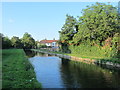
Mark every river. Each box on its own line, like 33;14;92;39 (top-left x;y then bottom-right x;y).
25;50;120;88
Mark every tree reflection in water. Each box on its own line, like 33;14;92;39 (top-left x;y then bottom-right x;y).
24;50;36;58
25;50;52;57
60;58;120;88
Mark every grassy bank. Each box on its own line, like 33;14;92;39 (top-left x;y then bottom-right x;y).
32;49;120;64
32;49;64;54
2;49;41;88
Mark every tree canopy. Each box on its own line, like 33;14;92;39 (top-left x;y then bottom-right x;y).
1;32;36;49
21;32;35;49
59;2;119;58
11;36;22;48
59;14;78;43
73;2;119;45
2;36;11;49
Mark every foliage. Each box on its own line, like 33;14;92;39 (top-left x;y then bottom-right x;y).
69;44;114;58
59;43;71;53
11;36;23;48
112;33;119;47
38;44;47;48
1;32;36;49
59;14;78;43
0;33;3;49
59;15;78;52
2;36;12;49
21;32;35;49
59;2;119;60
73;2;119;45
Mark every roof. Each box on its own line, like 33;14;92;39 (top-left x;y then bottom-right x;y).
40;40;58;43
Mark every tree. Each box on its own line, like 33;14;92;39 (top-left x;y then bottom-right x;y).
73;24;91;45
59;14;78;43
0;33;3;49
59;15;78;52
73;2;119;45
11;36;22;48
21;32;35;49
2;36;12;49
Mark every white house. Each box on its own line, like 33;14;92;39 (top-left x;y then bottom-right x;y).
39;40;59;51
39;40;58;47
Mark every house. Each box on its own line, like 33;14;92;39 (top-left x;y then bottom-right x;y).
39;39;59;51
40;40;58;47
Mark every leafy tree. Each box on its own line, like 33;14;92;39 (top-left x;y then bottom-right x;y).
21;32;35;49
39;44;47;48
35;41;39;49
59;15;78;52
73;2;119;45
112;33;120;58
0;33;3;49
35;41;47;49
59;14;78;43
73;24;91;45
11;36;22;48
2;36;12;49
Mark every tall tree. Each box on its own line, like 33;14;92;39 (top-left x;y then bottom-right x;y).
73;2;119;45
0;33;3;49
59;15;78;52
2;36;11;49
59;14;78;43
21;32;35;49
11;36;22;48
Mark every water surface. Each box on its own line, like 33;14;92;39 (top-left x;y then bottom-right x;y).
25;50;120;88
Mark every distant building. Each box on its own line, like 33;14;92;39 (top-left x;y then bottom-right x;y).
40;40;58;47
39;39;59;51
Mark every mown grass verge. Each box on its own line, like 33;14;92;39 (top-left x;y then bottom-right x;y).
2;49;42;88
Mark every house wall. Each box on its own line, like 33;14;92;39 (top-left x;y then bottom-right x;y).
52;42;56;47
45;43;52;46
45;42;58;47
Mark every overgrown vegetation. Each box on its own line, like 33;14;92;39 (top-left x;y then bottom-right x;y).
2;49;41;88
1;32;36;49
59;2;120;60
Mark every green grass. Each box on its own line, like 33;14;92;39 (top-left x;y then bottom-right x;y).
2;49;42;88
68;45;120;63
66;53;120;64
32;49;120;64
31;49;64;54
0;49;2;89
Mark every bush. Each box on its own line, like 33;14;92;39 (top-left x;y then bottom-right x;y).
69;44;118;59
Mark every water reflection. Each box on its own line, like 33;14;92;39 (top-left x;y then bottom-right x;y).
25;50;36;57
26;50;120;88
25;50;52;57
61;58;120;88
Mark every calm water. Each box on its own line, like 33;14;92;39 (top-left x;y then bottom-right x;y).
25;50;120;88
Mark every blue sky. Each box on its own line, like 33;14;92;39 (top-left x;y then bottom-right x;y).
2;2;118;41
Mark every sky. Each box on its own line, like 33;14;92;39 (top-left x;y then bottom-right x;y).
2;2;118;41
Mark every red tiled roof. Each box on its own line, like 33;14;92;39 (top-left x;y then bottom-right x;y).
40;40;58;43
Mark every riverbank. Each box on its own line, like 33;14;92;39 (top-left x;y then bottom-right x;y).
2;49;41;88
31;49;120;68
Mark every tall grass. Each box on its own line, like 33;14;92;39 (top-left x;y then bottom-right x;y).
69;44;114;58
69;44;119;63
2;49;41;88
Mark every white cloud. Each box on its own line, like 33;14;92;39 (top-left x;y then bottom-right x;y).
8;18;15;23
